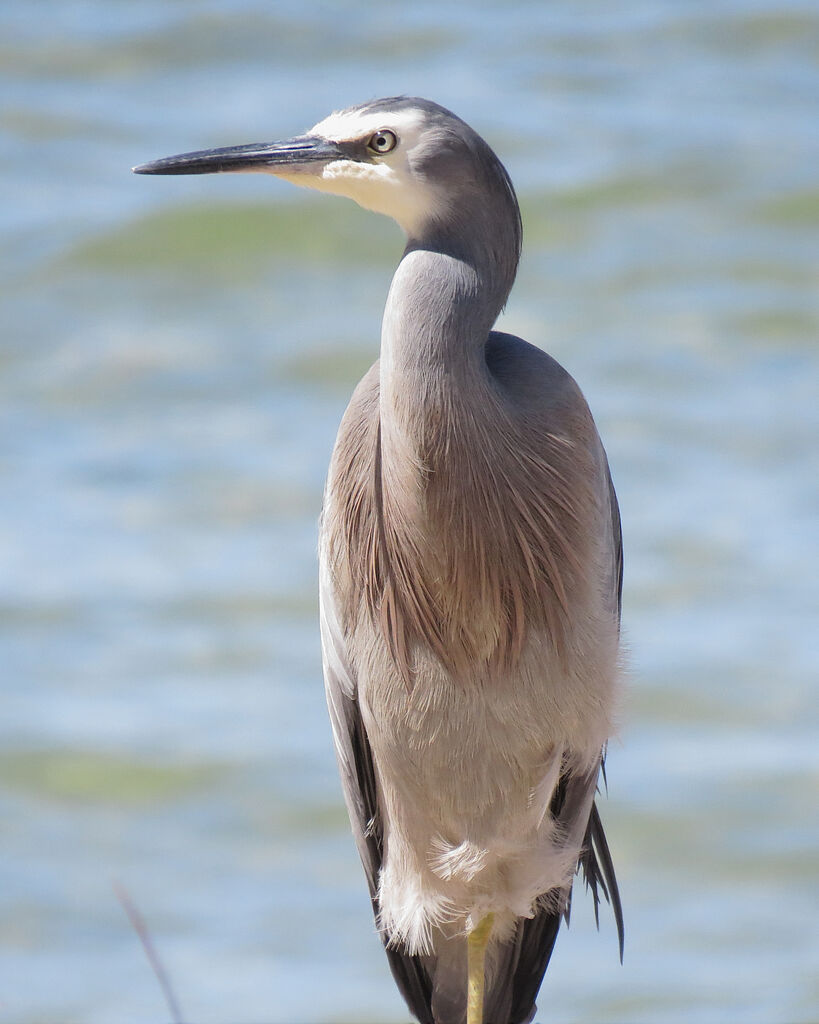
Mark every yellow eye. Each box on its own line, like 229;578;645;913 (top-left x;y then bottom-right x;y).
368;129;397;154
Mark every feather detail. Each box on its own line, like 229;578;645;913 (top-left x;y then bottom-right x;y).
327;339;603;688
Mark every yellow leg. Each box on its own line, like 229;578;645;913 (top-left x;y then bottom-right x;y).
467;913;494;1024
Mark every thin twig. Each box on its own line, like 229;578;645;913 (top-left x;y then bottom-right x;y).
113;880;185;1024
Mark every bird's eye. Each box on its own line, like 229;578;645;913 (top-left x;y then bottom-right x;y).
368;129;397;155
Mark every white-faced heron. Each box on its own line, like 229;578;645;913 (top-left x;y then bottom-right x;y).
135;96;624;1024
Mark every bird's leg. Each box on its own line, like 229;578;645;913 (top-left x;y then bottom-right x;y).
466;913;494;1024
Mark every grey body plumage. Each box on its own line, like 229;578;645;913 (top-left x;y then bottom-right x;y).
135;96;623;1024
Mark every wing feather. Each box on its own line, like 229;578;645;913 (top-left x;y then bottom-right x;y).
320;565;435;1023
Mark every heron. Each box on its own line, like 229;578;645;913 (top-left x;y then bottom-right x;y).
134;96;624;1024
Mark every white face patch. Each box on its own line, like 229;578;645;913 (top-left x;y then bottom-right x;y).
309;106;426;144
266;105;450;236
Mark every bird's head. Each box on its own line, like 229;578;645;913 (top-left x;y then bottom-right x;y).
134;97;520;250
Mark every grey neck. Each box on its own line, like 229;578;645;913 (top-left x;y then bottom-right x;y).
379;202;521;452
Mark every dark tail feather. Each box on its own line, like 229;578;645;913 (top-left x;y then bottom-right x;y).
384;909;561;1024
385;946;435;1024
507;906;562;1024
579;801;624;962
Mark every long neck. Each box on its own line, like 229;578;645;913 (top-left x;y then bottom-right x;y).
379;210;519;456
371;207;545;677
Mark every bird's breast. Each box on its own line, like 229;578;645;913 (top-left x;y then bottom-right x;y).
323;355;614;687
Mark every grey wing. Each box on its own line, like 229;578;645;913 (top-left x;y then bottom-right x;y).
577;458;624;953
495;462;625;1024
608;456;624;625
319;568;435;1024
577;457;624;953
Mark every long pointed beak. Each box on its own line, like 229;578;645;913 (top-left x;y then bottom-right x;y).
132;134;345;176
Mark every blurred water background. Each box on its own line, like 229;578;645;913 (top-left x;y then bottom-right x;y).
2;1;818;1021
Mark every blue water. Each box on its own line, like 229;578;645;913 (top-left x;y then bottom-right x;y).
1;2;817;1021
